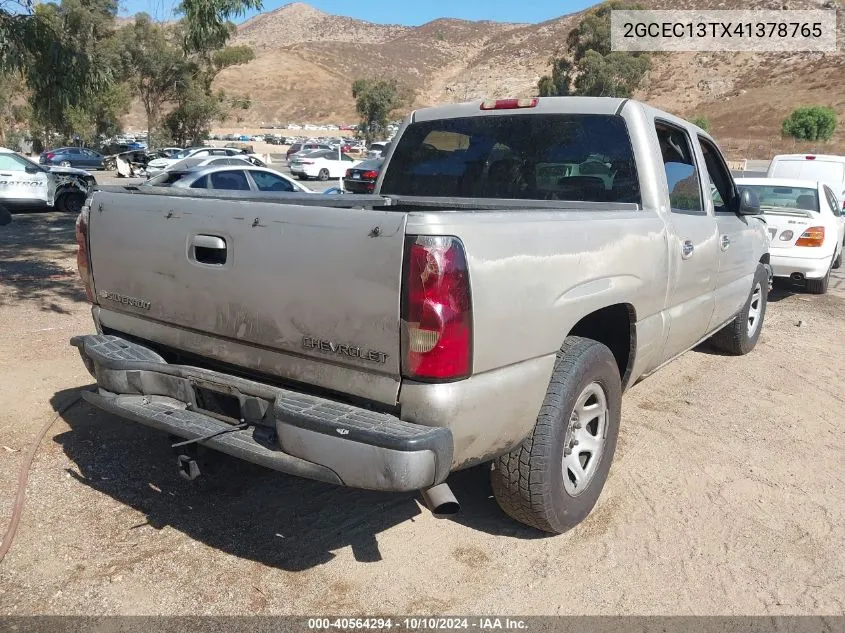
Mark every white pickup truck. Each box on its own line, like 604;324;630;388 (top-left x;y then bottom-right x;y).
71;97;770;533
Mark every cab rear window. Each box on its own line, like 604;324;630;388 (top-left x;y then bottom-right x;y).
380;114;640;204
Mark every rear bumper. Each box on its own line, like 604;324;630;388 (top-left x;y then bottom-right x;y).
771;251;833;279
71;334;453;492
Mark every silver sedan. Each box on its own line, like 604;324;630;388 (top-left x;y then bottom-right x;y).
143;165;314;194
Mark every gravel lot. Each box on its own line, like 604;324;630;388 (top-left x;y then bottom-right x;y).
0;211;844;615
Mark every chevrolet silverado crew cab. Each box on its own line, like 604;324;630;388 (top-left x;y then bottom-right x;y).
71;97;769;533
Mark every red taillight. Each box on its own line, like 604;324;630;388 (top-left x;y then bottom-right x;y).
805;155;816;160
75;207;94;302
402;235;472;381
480;98;538;110
795;226;825;247
46;153;55;160
362;170;379;179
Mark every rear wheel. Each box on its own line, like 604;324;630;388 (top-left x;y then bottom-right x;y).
491;336;622;534
317;168;330;181
806;259;832;294
833;248;842;270
59;160;71;167
57;191;85;214
709;263;768;355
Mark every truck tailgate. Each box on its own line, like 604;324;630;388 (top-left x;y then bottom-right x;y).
88;190;407;404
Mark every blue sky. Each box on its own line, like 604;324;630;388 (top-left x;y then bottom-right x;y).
118;0;597;25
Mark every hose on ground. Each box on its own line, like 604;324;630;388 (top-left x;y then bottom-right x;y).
0;394;81;564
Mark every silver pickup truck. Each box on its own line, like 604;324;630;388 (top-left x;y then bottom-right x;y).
71;97;770;533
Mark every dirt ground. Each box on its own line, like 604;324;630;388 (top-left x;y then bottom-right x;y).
0;212;843;616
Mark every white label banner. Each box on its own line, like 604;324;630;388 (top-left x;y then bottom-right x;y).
611;10;837;52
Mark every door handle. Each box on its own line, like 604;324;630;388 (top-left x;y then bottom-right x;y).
191;235;226;250
720;234;731;250
191;234;227;265
681;240;695;259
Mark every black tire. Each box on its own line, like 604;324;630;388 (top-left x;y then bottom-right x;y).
709;262;768;355
806;261;831;295
832;248;842;270
491;336;622;534
317;168;330;181
0;203;11;226
57;192;85;214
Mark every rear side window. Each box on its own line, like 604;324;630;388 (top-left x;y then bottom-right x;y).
148;171;190;186
190;175;208;189
655;122;702;215
210;170;251;191
380;114;640;204
823;185;841;217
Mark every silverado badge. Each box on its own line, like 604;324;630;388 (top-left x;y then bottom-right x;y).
98;290;151;310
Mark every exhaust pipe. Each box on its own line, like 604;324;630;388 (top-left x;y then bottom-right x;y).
791;272;805;281
420;483;460;515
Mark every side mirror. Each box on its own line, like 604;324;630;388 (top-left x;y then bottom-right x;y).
25;165;40;174
737;187;760;215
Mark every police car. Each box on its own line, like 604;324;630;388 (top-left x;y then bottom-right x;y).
0;147;95;214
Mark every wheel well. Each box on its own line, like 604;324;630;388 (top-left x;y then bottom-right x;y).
568;304;636;389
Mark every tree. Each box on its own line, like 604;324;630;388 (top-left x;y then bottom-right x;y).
0;73;28;146
1;0;110;115
689;115;710;132
178;0;262;54
572;50;650;98
352;79;410;144
782;106;837;142
537;1;650;98
537;58;574;97
118;15;189;149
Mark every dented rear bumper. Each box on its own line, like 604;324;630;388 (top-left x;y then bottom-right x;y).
71;334;453;492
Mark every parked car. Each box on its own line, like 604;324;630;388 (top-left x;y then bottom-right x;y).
286;142;332;161
0;146;95;213
149;147;185;160
736;177;844;293
162;155;268;173
145;147;259;176
767;154;845;210
366;141;390;159
143;164;312;193
40;147;104;170
72;97;769;534
343;158;383;193
289;149;360;180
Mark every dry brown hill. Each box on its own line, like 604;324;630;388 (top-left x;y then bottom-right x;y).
125;0;845;156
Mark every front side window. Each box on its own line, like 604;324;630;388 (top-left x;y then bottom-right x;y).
0;153;31;172
655;122;702;215
698;136;734;213
380;113;640;204
251;171;294;192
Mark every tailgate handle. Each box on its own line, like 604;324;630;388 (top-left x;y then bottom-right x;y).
192;234;227;265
